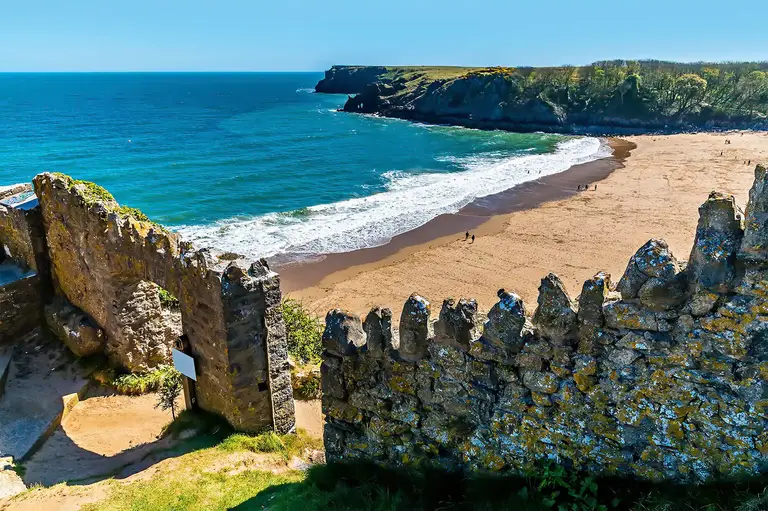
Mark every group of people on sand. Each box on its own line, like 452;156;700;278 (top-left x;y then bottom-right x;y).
464;231;475;243
577;184;598;191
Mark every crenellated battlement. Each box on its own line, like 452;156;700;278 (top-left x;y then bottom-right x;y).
321;164;768;482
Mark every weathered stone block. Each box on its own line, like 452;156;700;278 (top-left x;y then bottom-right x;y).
363;306;393;357
480;288;527;358
638;274;687;311
323;309;366;357
44;297;105;357
532;273;577;343
109;280;181;371
603;301;659;331
434;298;479;348
617;239;680;299
321;355;345;399
521;370;559;394
687;192;743;293
0;273;42;344
578;272;612;330
739;164;768;263
398;294;431;361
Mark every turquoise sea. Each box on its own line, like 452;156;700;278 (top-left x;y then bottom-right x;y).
0;73;608;261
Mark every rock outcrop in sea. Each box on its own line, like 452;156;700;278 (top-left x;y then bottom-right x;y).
316;65;768;134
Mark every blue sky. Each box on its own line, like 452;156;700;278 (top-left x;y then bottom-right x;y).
2;0;767;71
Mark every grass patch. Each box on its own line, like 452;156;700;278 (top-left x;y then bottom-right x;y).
111;365;179;395
221;429;323;462
75;429;321;511
82;460;303;511
117;205;150;222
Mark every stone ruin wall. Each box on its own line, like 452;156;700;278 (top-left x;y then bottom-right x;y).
0;184;50;344
0;173;295;434
321;164;768;482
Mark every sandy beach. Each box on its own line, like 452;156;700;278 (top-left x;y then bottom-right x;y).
284;132;767;322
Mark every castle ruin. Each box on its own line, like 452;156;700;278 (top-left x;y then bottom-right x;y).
321;164;768;482
0;173;294;434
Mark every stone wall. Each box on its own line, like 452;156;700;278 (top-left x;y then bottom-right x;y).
0;275;42;345
0;185;50;343
321;164;768;482
31;173;295;433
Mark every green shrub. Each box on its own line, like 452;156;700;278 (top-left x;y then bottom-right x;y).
157;288;180;309
155;367;182;419
291;363;321;400
281;299;323;363
112;365;179;395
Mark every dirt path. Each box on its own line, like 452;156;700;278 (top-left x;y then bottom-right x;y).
294;399;322;438
21;391;175;487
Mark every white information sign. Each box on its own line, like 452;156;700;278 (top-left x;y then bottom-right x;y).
172;348;197;381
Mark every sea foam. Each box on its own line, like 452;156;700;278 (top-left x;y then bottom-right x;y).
177;136;611;261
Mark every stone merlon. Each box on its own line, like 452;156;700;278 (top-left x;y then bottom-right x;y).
321;164;768;483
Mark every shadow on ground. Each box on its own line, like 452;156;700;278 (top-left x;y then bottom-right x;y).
19;391;225;488
230;461;768;511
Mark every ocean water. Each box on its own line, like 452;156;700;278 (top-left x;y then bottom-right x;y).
0;73;609;261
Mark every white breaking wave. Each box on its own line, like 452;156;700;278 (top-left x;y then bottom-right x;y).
177;137;611;260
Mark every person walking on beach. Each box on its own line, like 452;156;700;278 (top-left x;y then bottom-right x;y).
471;234;475;243
465;231;469;241
594;184;598;191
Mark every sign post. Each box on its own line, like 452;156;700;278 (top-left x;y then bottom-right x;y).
173;335;197;411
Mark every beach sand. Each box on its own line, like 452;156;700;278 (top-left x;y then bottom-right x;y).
284;132;767;322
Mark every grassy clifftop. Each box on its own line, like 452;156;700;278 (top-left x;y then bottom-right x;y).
316;61;768;133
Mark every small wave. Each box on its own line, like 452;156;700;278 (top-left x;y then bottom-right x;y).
295;88;315;93
177;137;611;260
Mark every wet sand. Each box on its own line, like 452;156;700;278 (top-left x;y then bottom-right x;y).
282;132;767;322
279;138;633;292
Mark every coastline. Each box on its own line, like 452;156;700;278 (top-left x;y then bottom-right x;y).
277;137;634;293
283;131;766;320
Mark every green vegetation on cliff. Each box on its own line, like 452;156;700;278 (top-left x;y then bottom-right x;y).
51;172;161;227
324;61;768;131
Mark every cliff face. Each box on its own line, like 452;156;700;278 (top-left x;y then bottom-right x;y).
321;164;768;482
315;65;389;94
316;65;768;134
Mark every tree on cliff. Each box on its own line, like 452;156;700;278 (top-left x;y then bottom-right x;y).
673;73;708;116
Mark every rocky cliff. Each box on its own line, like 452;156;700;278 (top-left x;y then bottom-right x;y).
315;65;388;94
321;164;768;482
316;65;768;134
